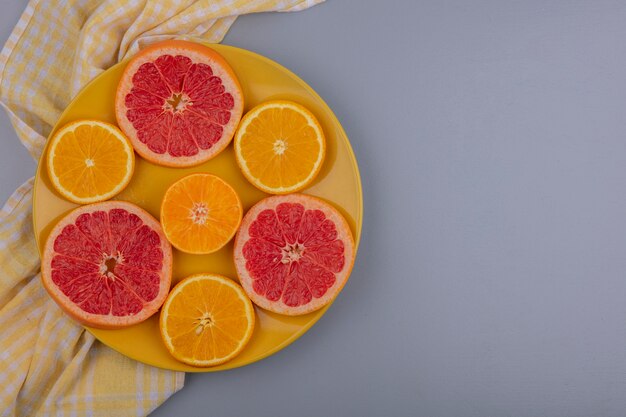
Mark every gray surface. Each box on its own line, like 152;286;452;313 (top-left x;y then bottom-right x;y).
5;1;626;416
0;1;35;201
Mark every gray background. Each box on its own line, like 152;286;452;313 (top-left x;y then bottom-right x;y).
3;1;626;416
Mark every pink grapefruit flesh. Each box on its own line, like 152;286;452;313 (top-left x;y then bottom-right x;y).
115;40;244;167
41;201;173;329
234;194;355;315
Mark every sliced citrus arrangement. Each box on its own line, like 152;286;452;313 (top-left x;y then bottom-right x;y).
234;194;355;315
234;100;325;194
160;274;255;367
46;120;135;204
35;40;361;372
41;201;173;329
160;173;242;254
115;40;244;167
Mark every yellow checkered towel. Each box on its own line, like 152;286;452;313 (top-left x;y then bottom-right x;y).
0;1;322;416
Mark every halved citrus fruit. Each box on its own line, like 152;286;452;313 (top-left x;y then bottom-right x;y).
115;40;244;167
46;120;135;204
160;173;242;254
234;100;325;194
234;194;355;315
41;201;173;329
159;274;255;367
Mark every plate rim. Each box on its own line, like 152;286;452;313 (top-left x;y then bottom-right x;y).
32;42;363;372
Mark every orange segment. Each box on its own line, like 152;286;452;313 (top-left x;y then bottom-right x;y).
46;120;135;204
159;274;255;367
160;173;242;254
234;100;325;194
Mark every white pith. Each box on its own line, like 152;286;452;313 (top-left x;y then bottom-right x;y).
188;202;209;225
164;92;192;113
273;139;287;155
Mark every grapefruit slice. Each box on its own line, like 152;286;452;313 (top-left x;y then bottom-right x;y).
115;40;244;167
41;201;173;329
159;274;255;367
234;194;355;315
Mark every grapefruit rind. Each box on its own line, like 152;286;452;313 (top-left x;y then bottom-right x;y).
234;100;326;194
115;40;244;167
159;274;255;367
233;194;355;316
46;120;135;204
41;201;173;329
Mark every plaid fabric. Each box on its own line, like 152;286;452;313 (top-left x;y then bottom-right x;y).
0;1;322;416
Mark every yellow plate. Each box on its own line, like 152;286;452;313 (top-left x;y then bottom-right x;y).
33;44;362;372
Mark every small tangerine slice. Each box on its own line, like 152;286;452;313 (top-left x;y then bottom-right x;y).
234;100;325;194
159;274;255;367
160;173;242;254
47;120;135;204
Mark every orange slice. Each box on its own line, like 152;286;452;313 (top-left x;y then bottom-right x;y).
234;100;325;194
46;120;135;204
160;173;242;254
159;274;255;367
